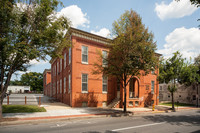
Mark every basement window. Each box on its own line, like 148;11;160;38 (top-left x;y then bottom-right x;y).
135;101;139;107
82;102;88;107
102;101;107;107
129;101;133;106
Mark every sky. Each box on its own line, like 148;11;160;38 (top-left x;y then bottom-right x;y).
12;0;200;80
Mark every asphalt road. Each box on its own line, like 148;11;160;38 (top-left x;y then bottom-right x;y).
0;110;200;133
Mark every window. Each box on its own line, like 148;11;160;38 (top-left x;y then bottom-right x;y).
129;101;133;106
54;66;56;76
69;47;71;64
57;62;59;74
117;82;120;91
82;46;88;64
151;81;155;93
57;81;59;94
64;53;66;68
151;70;155;74
135;101;139;106
69;74;71;93
60;59;62;72
102;101;107;107
102;50;108;67
64;77;66;93
160;86;162;91
129;78;134;98
60;79;62;94
53;83;55;95
193;95;196;100
82;74;88;92
82;102;88;107
146;85;149;90
102;76;108;93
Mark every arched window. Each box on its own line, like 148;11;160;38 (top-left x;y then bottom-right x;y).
129;78;139;98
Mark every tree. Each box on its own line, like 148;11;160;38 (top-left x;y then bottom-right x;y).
176;0;200;7
0;0;70;119
10;72;43;92
190;0;200;7
176;0;200;27
179;55;200;107
194;54;200;74
159;51;185;111
9;80;22;86
93;9;158;113
21;72;43;92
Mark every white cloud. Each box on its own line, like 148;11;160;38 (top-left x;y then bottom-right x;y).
155;0;198;20
29;59;48;65
91;28;111;38
157;27;200;60
57;5;90;28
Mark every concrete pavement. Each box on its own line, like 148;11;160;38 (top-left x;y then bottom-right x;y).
1;110;200;133
1;95;200;125
2;103;199;122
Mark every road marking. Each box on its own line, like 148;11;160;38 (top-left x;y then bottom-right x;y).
112;122;166;132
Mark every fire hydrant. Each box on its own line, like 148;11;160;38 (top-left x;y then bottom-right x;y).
152;104;155;111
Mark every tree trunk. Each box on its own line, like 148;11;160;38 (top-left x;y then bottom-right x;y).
172;80;176;111
0;70;13;120
171;92;175;111
0;98;2;120
123;79;127;113
197;83;199;107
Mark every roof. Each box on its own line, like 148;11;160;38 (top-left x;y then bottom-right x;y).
49;27;162;63
69;27;111;45
43;69;51;75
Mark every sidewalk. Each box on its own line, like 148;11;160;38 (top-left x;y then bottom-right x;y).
2;103;152;120
1;101;200;125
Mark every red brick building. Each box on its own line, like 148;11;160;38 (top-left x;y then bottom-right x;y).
43;27;160;108
43;69;51;96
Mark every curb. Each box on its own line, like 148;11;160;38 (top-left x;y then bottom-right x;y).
1;107;199;126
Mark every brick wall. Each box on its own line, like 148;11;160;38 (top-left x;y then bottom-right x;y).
47;28;160;108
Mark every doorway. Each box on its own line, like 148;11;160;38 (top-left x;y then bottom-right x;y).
129;78;139;98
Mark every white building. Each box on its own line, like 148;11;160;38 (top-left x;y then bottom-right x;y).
159;83;200;105
7;86;30;93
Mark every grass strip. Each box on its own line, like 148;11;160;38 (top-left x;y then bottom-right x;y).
3;105;46;113
159;102;195;107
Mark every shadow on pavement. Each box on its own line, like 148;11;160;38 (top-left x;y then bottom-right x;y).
82;131;119;133
191;130;200;133
75;107;134;117
142;113;200;126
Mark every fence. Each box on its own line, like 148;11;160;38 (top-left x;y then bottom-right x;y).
3;95;42;105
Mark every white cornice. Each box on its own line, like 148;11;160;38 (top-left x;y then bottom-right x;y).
72;32;109;45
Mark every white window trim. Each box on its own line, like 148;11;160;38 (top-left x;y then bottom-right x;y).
81;73;88;93
102;76;108;93
81;45;88;64
69;47;71;65
64;77;66;94
151;80;155;94
57;81;59;94
102;50;108;67
60;58;62;72
57;62;59;74
54;66;56;76
60;79;62;94
64;53;66;68
68;74;71;93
